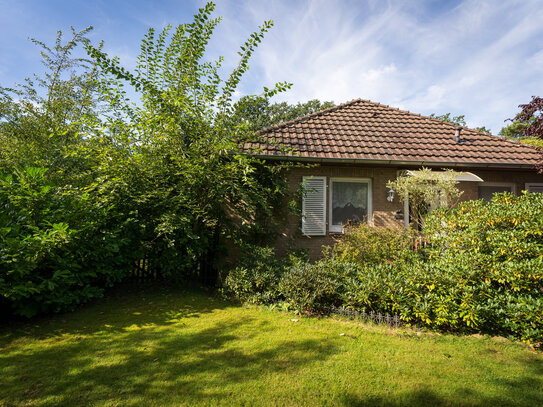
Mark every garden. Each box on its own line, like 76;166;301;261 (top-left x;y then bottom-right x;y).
1;2;542;405
222;191;543;346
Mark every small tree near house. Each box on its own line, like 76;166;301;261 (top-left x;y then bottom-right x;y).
387;168;463;230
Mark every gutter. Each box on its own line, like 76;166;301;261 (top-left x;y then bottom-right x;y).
253;154;538;170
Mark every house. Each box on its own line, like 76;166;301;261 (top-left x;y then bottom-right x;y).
245;99;543;259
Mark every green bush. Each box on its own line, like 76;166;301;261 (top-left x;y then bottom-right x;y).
325;223;417;266
343;257;484;329
0;168;136;317
342;254;542;343
279;260;356;312
340;192;543;344
221;246;355;313
221;245;287;304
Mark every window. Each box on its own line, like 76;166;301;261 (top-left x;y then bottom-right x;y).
329;178;372;232
525;183;543;193
301;176;326;236
477;182;515;202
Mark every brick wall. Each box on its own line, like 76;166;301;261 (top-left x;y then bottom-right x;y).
272;163;543;260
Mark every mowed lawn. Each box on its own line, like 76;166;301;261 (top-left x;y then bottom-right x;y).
0;285;541;407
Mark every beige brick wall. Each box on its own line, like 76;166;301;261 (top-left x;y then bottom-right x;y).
272;164;543;260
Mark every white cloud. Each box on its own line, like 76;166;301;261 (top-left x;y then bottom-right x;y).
2;0;541;134
210;0;543;133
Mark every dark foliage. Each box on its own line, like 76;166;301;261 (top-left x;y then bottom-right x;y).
515;96;543;140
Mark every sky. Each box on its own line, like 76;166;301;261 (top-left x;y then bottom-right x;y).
1;0;542;134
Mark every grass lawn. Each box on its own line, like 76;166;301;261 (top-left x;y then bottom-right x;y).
0;285;541;406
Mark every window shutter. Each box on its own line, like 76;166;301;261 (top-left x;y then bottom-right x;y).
302;176;326;236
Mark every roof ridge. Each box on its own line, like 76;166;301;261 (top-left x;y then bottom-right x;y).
258;98;363;133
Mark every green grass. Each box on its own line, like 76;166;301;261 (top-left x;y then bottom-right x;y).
0;285;541;407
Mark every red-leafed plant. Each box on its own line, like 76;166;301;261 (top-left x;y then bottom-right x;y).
514;96;543;172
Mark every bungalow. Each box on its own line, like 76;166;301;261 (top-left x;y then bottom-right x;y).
245;99;543;259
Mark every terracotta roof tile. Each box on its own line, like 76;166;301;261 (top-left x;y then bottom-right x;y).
245;99;541;167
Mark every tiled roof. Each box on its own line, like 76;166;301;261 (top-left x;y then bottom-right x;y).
245;99;541;168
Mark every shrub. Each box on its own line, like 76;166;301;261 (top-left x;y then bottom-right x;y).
343;257;485;329
342;254;543;343
279;260;356;312
340;192;543;344
0;167;135;317
325;223;417;266
221;245;286;304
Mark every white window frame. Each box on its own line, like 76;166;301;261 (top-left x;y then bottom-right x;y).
477;182;515;200
525;183;543;193
329;177;372;233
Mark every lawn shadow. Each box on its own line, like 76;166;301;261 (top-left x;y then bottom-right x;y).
1;284;541;406
340;355;543;407
0;314;339;406
0;282;229;341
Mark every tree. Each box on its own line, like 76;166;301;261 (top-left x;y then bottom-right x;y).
387;168;463;230
500;97;543;149
429;113;491;134
0;27;103;176
84;2;292;279
499;120;530;139
0;2;294;316
235;97;334;131
514;96;543;139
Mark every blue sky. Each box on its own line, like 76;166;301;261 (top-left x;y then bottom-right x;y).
1;0;542;133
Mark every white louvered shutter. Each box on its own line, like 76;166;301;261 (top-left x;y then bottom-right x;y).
302;176;327;236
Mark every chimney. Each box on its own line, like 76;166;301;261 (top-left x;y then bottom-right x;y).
454;126;462;143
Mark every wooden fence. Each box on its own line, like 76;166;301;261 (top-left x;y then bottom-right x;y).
131;255;159;282
130;249;218;285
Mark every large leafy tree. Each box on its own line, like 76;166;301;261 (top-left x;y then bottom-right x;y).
84;2;292;278
0;2;293;316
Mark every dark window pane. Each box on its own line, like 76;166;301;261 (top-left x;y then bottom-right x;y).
478;185;512;202
527;185;543;193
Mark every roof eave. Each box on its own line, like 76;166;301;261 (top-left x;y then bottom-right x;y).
254;154;537;170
